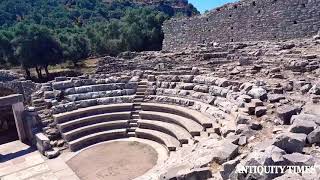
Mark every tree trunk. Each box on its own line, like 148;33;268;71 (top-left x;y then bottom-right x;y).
24;67;31;79
44;65;49;77
35;66;43;79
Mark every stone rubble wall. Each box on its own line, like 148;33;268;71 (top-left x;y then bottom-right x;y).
0;80;36;103
163;0;320;50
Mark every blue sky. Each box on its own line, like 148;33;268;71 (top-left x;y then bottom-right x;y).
189;0;238;13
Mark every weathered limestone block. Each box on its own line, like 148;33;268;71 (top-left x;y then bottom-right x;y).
35;133;51;154
179;83;195;90
76;99;97;108
52;80;74;90
44;91;55;99
209;86;229;97
193;85;209;93
255;106;267;117
163;89;179;95
290;114;320;125
54;76;68;82
220;158;240;180
248;87;267;101
283;153;316;166
268;94;286;103
288;118;317;135
160;82;170;88
147;75;156;82
276;105;300;124
160;167;212;180
124;82;137;89
106;76;121;83
240;145;286;179
170;75;180;82
147;95;194;106
169;82;176;89
52;102;77;114
309;83;320;95
96;96;133;105
129;76;139;82
179;75;194;83
307;127;320;144
240;82;254;93
272;133;307;153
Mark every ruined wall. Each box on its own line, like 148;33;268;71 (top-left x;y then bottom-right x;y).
0;71;36;103
163;0;320;50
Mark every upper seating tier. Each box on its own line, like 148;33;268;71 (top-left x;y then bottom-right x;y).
141;103;213;128
139;111;204;136
53;103;133;124
57;112;131;133
138;119;192;144
135;128;181;151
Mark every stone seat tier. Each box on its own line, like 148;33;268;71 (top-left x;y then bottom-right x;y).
137;119;192;144
53;104;133;124
57;112;131;133
139;111;204;136
61;83;137;94
135;128;181;151
62;120;130;142
146;95;233;122
141;103;213;128
64;89;135;101
68;129;128;152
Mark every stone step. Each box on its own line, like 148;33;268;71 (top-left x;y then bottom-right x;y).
127;127;137;132
134;98;144;102
33;101;46;106
136;92;145;96
35;105;47;111
137;85;147;88
131;111;139;115
140;111;203;136
138;82;148;85
129;123;138;127
57;112;132;133
138;119;192;144
137;88;147;92
135;95;144;99
129;119;139;123
141;103;213;128
62;120;129;142
135;128;181;151
68;129;128;152
53;104;133;124
133;104;142;108
128;132;136;137
131;114;140;119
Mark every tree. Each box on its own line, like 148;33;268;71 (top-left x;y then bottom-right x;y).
0;30;16;65
12;23;63;79
59;33;90;66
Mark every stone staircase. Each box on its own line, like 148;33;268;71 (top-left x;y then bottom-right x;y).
31;94;53;126
128;80;148;137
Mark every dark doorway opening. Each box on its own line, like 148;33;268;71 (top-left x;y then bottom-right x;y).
0;87;19;144
0;105;19;145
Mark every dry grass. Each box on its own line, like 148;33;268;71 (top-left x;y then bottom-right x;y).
8;58;99;78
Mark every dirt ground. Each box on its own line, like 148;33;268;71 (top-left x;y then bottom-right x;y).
67;141;158;180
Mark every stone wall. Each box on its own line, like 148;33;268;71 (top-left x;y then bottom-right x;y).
0;70;36;103
163;0;320;50
0;81;36;103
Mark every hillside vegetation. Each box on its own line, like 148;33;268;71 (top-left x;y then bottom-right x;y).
0;0;198;79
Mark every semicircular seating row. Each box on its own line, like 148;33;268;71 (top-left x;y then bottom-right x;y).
53;102;217;152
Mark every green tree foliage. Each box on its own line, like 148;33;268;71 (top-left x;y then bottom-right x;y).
0;0;199;79
11;23;63;78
